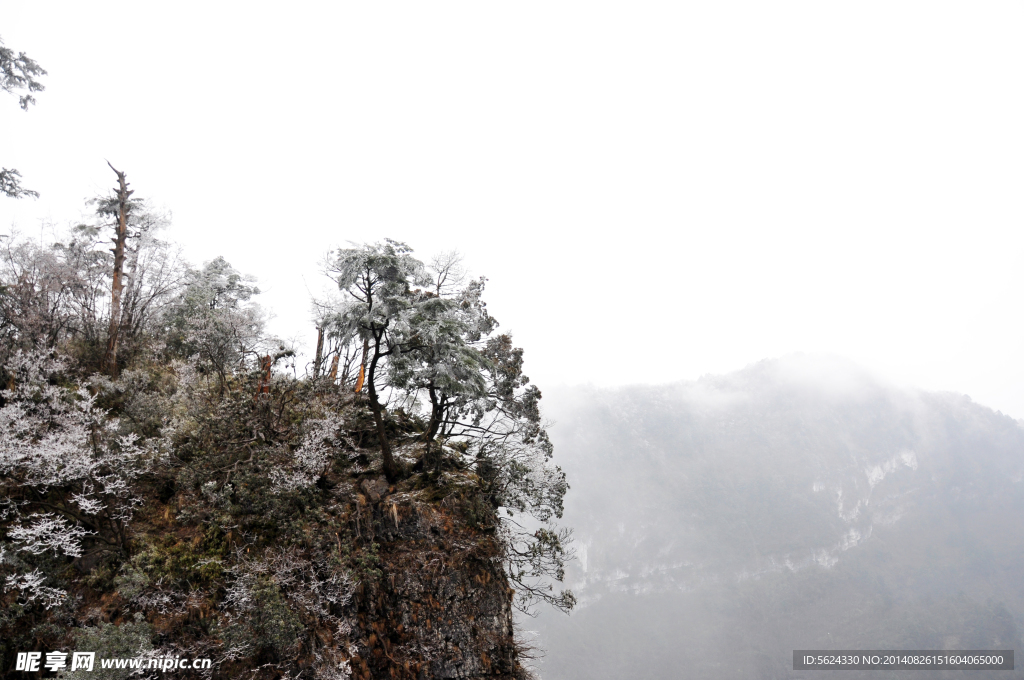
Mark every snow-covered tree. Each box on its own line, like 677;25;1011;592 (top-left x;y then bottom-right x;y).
163;257;265;388
0;228;108;358
0;351;152;607
326;239;432;481
0;34;46;199
0;210;185;372
326;241;573;613
221;549;353;675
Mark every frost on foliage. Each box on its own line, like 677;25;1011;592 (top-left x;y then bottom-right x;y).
8;513;92;557
223;550;353;626
0;351;152;600
221;550;354;676
484;437;575;615
326;242;574;615
164;257;266;381
4;568;66;609
488;441;568;524
70;492;104;515
271;414;347;492
86;369;180;461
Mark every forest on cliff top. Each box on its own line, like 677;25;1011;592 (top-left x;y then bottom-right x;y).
0;172;572;679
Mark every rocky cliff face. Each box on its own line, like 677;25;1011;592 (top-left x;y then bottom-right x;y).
1;236;567;680
0;364;532;680
341;477;522;680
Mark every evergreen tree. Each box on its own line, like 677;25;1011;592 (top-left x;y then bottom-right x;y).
0;35;45;199
327;240;574;612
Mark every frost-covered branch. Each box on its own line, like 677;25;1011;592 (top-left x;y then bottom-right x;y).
1;351;152;577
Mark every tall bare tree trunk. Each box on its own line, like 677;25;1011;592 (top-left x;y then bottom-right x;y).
255;355;272;402
103;162;132;378
313;326;325;378
354;337;369;393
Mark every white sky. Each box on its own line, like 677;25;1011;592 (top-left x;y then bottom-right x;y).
3;2;1023;417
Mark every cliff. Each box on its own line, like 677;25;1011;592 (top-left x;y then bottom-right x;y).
0;358;533;680
1;239;570;679
344;478;520;680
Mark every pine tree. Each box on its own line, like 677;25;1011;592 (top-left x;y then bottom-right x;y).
0;35;45;199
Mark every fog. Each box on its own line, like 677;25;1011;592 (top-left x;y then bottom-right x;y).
2;4;1023;676
523;355;1024;679
2;2;1024;415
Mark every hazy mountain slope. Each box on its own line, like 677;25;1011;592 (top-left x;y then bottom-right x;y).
524;356;1024;680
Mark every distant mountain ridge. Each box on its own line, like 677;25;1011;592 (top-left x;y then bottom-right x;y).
525;355;1024;680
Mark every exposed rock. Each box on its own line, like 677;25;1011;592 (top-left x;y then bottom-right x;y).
360;477;389;504
343;488;524;680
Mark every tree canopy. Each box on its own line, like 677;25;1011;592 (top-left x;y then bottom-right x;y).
325;240;574;612
0;207;573;679
0;34;46;199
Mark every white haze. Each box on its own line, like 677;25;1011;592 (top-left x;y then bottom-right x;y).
527;356;1024;679
1;2;1022;415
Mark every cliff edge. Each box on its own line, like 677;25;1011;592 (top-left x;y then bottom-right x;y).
1;358;542;679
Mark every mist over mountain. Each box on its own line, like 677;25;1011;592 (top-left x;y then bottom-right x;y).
524;355;1024;680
